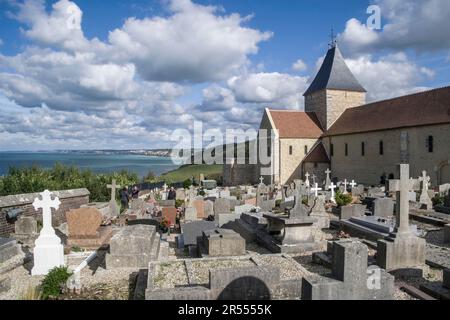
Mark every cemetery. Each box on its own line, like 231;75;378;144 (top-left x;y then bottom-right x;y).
0;163;448;301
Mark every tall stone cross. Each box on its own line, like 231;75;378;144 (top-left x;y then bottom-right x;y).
285;180;308;218
329;182;337;204
343;179;349;194
311;183;322;197
107;179;120;202
350;180;357;189
311;174;317;185
305;173;311;188
325;169;332;190
31;190;65;276
418;170;432;209
388;164;418;237
33;190;61;235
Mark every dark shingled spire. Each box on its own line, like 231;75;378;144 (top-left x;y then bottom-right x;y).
304;45;366;96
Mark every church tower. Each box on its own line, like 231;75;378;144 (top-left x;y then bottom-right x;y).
304;44;367;131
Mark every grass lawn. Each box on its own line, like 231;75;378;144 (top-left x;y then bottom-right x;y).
158;164;223;183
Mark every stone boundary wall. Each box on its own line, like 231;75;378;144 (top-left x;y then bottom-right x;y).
0;189;90;237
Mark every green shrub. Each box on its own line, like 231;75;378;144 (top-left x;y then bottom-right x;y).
175;199;184;208
40;266;73;300
432;194;445;206
183;179;192;189
275;199;282;208
335;191;353;207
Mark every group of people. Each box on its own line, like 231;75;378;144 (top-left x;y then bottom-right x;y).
120;186;140;210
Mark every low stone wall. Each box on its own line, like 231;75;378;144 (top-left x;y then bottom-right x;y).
0;189;90;237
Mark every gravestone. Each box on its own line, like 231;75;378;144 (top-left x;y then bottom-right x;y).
184;207;198;222
377;164;426;271
14;216;38;247
309;195;330;229
176;189;186;201
162;207;177;227
234;204;255;215
81;202;111;217
352;185;364;197
107;179;120;217
159;200;176;207
245;198;257;206
444;224;450;243
214;198;231;216
66;207;113;249
368;187;384;197
324;169;332;190
339;204;366;220
193;199;205;219
418;171;433;210
106;225;162;268
373;198;394;217
219;189;231;198
439;184;450;195
31;190;65;276
181;221;217;247
199;229;246;257
302;240;394;300
204;200;214;217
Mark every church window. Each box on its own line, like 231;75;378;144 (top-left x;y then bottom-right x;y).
361;142;365;156
330;144;334;157
379;141;384;155
345;143;348;156
304;146;308;155
427;136;434;153
314;162;318;168
289;146;293;155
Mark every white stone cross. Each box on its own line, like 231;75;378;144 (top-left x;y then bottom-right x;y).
31;190;65;276
418;170;432;209
311;183;322;197
329;182;337;204
259;176;265;185
343;179;349;194
33;190;61;234
305;173;311;188
350;180;357;188
419;170;431;192
107;179;121;202
325;169;332;190
388;164;416;236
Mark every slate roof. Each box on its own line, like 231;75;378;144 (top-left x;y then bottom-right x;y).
303;143;330;163
324;86;450;137
304;45;366;96
268;110;323;139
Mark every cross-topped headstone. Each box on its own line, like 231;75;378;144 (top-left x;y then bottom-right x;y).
107;179;120;202
259;176;265;185
329;182;337;204
33;190;61;234
343;179;349;194
387;164;418;236
418;170;432;210
311;183;322;197
325;169;332;190
305;173;311;188
285;180;309;218
31;190;65;276
350;180;357;188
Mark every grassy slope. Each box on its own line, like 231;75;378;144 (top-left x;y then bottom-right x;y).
158;164;223;183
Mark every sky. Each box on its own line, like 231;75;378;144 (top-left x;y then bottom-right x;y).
0;0;449;151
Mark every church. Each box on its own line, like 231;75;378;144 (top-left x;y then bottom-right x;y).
223;44;450;187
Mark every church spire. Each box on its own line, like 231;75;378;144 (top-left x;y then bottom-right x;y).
329;28;337;49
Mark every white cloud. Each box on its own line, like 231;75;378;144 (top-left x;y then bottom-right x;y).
346;53;434;101
339;0;450;55
292;59;307;72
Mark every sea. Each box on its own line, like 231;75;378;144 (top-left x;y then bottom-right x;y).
0;152;180;178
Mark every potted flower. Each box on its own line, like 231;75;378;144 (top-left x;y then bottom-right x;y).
160;217;170;234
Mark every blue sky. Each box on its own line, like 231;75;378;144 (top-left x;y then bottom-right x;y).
0;0;449;150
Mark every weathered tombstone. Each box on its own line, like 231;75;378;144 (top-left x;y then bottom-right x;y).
105;225;161;269
199;229;246;257
234;204;255;215
214;198;231;216
107;179;120;217
352;184;364;196
193;199;205;219
162;207;177;227
373;198;394;217
184;207;198;222
418;171;433;210
302;240;394;300
377;164;426;271
439;183;450;195
309;195;330;229
31;190;65;276
219;189;231;198
339;204;366;220
204;200;214;217
444;224;450;243
176;189;186;201
159;200;176;207
245;198;257;206
181;221;217;248
14;216;38;246
66;207;112;249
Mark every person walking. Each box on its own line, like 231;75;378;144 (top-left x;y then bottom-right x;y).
120;187;130;212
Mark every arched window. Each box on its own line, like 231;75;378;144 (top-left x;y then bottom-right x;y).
289;146;293;155
379;141;384;155
345;143;348;156
361;142;365;156
427;136;434;153
304;146;308;155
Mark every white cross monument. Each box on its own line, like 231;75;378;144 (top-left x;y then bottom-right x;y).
304;173;311;188
325;169;332;190
311;183;322;197
329;182;337;204
31;190;65;276
343;179;349;194
107;179;120;216
418;170;433;210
